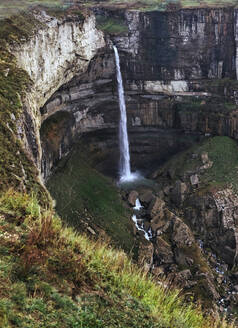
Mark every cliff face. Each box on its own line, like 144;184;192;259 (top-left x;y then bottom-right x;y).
11;10;105;174
122;8;236;81
39;7;238;179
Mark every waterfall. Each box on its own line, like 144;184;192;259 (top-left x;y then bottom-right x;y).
113;45;132;182
132;199;152;241
134;198;143;211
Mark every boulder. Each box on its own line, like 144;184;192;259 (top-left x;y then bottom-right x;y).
148;197;165;219
169;269;193;288
154;237;174;264
139;189;154;206
172;217;195;248
174;248;194;268
128;190;139;207
150;215;171;234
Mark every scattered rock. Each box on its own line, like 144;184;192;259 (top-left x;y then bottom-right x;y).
87;226;96;235
163;185;171;196
200;161;213;170
151;265;166;278
3;68;9;77
168;167;176;179
201;152;209;164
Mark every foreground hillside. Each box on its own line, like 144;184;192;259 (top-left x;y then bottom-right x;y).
0;190;233;328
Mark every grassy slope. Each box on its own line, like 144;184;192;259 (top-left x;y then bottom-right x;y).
47;146;136;254
158;136;238;192
96;16;129;35
0;190;232;328
83;0;238;11
0;12;49;202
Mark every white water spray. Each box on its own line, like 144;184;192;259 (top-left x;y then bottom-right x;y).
113;45;138;182
134;198;143;211
132;198;152;241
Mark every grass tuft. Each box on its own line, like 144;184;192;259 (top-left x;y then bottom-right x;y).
0;190;234;327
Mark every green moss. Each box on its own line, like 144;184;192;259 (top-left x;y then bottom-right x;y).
47;145;135;254
96;15;128;35
45;6;85;20
0;12;45;44
176;98;237;115
0;13;49;203
158;136;238;193
178;243;211;275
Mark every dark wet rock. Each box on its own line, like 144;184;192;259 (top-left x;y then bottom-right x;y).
171;180;187;206
139;189;154;206
233;285;238;292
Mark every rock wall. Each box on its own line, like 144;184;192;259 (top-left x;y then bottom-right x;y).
10;7;238;181
118;8;236;81
11;9;105;174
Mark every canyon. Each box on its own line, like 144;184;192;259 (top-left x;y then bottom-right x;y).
3;3;238;319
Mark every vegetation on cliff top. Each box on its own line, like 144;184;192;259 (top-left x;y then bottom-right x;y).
0;0;238;20
92;0;238;11
0;190;233;328
96;15;128;35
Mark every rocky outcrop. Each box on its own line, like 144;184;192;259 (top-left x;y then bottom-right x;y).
11;9;105;175
126;189;220;308
146;136;238;313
